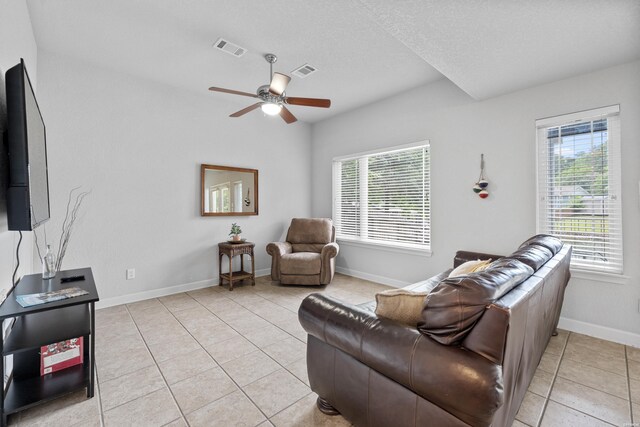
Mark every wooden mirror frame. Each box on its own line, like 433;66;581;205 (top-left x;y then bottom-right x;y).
200;164;259;216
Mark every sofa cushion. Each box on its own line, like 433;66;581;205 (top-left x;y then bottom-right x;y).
418;259;533;345
508;245;553;271
287;218;333;244
519;234;563;255
281;252;321;275
448;259;493;278
375;289;429;326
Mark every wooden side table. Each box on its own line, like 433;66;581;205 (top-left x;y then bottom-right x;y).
218;242;255;291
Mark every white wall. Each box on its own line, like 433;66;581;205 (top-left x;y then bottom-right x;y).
36;51;311;306
0;0;37;292
311;61;640;340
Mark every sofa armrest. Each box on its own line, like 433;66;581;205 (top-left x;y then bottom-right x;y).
299;293;504;426
454;250;504;268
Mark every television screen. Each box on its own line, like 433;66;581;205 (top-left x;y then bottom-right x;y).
6;59;50;230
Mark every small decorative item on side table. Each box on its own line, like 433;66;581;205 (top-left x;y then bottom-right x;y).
42;244;56;279
228;223;243;242
218;241;255;291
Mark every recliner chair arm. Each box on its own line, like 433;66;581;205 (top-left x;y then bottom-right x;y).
319;243;339;285
266;242;292;257
320;242;339;260
266;242;292;281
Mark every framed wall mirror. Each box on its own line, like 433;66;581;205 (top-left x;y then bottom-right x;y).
201;164;258;216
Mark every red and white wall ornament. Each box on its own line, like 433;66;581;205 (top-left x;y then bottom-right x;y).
472;154;489;199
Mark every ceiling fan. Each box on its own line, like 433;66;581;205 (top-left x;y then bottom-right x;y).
208;54;331;124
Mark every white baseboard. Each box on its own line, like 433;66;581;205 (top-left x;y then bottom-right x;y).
96;268;271;309
558;316;640;348
255;268;270;278
335;266;411;288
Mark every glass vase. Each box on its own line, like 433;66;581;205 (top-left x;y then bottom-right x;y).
42;244;57;279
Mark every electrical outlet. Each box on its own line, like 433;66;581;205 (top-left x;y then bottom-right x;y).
126;268;135;280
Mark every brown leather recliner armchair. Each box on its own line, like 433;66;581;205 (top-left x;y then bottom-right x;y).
266;218;339;285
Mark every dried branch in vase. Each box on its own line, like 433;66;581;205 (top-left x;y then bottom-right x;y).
34;187;90;272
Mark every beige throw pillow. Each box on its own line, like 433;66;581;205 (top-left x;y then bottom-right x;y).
375;289;429;326
448;259;492;278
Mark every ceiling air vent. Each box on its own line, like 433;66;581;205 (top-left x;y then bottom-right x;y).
213;38;247;58
291;63;317;78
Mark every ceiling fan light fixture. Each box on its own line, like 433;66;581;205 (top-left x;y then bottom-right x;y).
261;102;282;116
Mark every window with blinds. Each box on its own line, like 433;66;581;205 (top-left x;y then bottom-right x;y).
333;142;430;251
536;105;622;273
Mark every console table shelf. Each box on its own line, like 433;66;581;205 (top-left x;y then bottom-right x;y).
4;362;89;414
0;268;98;426
3;305;90;355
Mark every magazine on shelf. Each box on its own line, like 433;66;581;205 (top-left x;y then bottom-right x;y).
40;337;84;375
15;287;88;308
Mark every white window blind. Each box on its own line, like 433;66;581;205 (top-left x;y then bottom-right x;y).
536;105;622;274
333;142;430;251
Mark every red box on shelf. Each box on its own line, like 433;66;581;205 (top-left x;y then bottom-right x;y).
40;337;83;376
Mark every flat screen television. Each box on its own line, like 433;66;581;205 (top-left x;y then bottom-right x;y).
5;59;50;231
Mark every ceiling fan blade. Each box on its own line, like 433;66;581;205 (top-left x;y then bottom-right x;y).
269;72;291;96
285;97;331;108
230;103;262;117
279;106;297;124
209;86;259;98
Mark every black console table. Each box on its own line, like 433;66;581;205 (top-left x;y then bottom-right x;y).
0;268;98;426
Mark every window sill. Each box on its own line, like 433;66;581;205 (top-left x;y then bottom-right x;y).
570;268;630;285
337;238;432;257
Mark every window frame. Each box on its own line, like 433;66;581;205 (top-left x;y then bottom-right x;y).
535;104;623;277
332;140;432;256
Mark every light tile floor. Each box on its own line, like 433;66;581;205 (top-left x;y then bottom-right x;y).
8;273;640;426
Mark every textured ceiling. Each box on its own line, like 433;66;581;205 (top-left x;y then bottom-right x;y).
25;0;640;123
359;0;640;100
25;0;442;123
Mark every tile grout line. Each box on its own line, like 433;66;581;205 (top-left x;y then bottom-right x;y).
534;331;570;427
626;346;634;424
267;391;315;422
545;377;628;426
187;290;312;421
123;302;189;426
558;353;629;378
550;369;632;401
540;400;618;427
225;294;307;344
94;362;106;427
542;333;628;426
196;279;381;423
158;292;275;424
197;282;354;423
94;309;163;407
94;279;374;426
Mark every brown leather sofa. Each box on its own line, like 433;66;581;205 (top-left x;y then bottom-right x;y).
266;218;339;285
298;235;571;426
